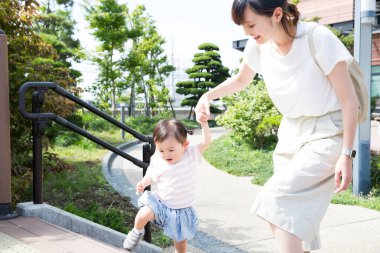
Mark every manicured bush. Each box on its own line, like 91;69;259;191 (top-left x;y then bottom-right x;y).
216;79;281;149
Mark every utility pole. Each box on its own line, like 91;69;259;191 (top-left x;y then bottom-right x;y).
353;0;375;196
0;29;18;220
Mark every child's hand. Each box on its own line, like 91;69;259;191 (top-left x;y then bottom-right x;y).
136;181;145;195
196;105;209;124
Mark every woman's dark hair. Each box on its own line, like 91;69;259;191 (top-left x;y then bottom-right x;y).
231;0;300;38
153;119;193;144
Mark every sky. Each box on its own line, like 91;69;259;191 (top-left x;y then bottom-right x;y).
71;0;246;100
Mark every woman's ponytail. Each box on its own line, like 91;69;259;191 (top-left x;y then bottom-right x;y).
281;2;300;38
286;3;300;26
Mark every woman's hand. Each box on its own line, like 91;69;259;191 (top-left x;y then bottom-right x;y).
194;94;210;124
195;95;210;124
195;95;210;116
334;155;353;193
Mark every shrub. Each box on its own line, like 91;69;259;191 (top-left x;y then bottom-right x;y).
54;132;81;147
371;154;380;188
216;79;281;149
88;118;112;131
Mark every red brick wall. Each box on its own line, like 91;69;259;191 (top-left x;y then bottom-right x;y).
373;33;380;66
298;0;354;25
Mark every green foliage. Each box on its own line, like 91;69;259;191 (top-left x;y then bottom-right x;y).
176;42;230;119
1;0;81;192
117;4;175;117
371;96;378;113
189;72;213;79
64;202;130;234
34;0;84;85
371;154;380;189
85;0;129;115
216;79;281;149
193;55;212;63
198;42;219;51
186;65;207;74
54;132;81;147
88;118;112;131
176;80;195;88
331;187;380;211
327;25;354;52
124;115;162;134
255;114;282;148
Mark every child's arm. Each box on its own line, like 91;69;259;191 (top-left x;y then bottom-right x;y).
198;120;212;154
136;175;152;194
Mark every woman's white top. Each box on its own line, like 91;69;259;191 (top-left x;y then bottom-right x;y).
146;144;201;209
243;21;353;118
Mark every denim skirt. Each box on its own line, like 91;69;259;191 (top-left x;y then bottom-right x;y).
138;191;198;242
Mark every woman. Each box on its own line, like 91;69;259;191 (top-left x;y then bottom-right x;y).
195;0;358;252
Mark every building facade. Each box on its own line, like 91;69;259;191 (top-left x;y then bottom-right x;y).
298;0;380;97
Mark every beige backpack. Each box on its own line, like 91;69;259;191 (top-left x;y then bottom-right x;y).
308;24;369;123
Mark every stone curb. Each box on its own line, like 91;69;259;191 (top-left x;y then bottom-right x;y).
17;202;161;253
102;140;143;196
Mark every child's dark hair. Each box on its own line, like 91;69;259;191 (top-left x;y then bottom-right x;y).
231;0;300;38
153;119;193;144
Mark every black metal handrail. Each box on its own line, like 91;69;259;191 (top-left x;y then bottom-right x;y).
19;82;155;242
19;82;154;169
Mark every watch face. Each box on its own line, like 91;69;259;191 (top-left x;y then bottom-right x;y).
351;149;356;158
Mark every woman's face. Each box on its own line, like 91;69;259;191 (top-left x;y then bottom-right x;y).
241;7;280;44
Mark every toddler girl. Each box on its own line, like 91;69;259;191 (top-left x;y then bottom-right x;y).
123;118;211;253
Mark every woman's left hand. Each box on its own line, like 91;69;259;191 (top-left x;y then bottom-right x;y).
334;155;353;193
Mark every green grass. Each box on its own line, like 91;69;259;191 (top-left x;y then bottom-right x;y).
204;134;380;212
331;187;380;211
204;134;273;185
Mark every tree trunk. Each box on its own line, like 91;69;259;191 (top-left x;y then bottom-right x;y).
187;106;193;119
112;85;116;117
143;81;150;117
130;80;135;117
169;98;176;118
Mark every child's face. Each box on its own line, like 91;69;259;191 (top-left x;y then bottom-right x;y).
155;136;189;165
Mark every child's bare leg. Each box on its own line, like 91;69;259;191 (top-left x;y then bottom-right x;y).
124;206;154;250
174;240;187;253
134;206;154;230
270;223;303;253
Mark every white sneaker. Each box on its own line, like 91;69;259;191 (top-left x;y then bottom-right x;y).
123;229;144;252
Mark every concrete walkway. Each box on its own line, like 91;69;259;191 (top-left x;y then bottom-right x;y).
106;127;380;253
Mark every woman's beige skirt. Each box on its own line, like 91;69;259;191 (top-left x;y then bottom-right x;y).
251;110;343;251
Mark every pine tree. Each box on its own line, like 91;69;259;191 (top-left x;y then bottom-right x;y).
34;0;83;84
176;42;230;119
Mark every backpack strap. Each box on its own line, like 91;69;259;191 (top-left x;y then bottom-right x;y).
307;23;324;74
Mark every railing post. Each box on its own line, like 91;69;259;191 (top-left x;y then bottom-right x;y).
142;141;155;242
0;29;18;220
32;90;47;204
121;104;125;139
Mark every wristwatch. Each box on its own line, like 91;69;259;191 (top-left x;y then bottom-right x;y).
341;148;356;159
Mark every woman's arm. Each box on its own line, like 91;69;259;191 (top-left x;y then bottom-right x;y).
196;63;256;116
327;60;358;193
